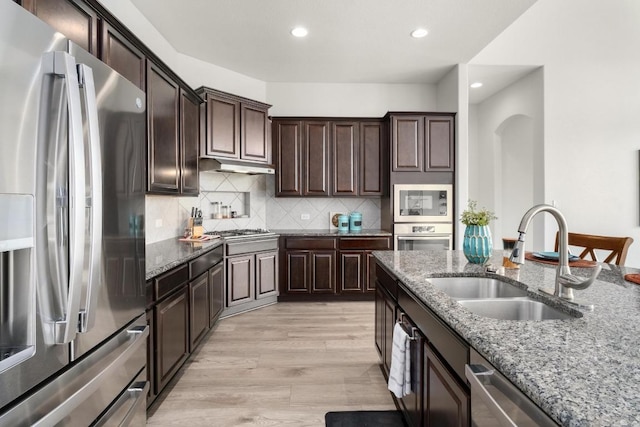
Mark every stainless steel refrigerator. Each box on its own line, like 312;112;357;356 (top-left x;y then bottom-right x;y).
0;1;148;425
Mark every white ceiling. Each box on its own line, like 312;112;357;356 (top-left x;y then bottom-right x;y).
131;0;538;87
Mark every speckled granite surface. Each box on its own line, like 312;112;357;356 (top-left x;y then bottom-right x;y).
146;238;223;280
273;228;392;237
372;250;640;427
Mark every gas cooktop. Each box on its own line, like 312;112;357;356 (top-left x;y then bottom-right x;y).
204;229;275;240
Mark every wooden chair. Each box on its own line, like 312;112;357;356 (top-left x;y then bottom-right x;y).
554;232;634;265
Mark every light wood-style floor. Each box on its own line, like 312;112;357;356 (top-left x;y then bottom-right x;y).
147;301;396;426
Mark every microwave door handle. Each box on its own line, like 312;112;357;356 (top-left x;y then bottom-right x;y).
40;52;86;345
76;63;102;333
465;364;517;427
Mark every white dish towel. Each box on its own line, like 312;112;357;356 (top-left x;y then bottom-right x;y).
387;322;412;398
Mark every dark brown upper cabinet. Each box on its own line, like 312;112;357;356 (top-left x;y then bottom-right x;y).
180;89;200;195
197;87;271;164
359;120;385;196
332;122;358;196
99;21;146;91
273;118;386;197
23;0;98;55
146;60;180;194
390;113;455;173
391;115;424;172
304;121;331;196
274;120;303;196
425;115;454;171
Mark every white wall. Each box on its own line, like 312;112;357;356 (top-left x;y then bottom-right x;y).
472;0;640;266
266;83;436;117
469;69;544;249
98;0;267;101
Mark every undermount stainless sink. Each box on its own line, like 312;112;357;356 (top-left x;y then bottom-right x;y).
428;277;528;299
457;298;578;321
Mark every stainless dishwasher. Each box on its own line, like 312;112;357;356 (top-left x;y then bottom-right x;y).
465;349;559;427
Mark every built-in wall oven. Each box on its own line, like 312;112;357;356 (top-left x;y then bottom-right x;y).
393;184;454;250
394;223;453;251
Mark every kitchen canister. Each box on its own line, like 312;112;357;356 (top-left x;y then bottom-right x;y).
349;212;362;232
337;214;350;232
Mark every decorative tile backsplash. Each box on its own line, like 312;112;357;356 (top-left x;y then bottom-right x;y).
145;172;382;244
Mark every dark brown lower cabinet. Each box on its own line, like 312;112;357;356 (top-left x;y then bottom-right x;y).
339;252;363;292
148;245;224;408
424;344;469;427
209;263;224;327
189;272;209;351
398;312;424;427
155;285;189;392
375;260;470;427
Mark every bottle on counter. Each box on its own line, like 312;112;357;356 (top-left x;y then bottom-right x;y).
502;238;519;269
221;205;230;219
349;212;362;232
338;214;349;232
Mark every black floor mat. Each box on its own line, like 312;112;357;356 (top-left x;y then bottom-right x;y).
325;410;405;427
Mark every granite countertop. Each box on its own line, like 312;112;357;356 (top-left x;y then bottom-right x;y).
272;228;392;237
146;237;223;280
372;250;640;426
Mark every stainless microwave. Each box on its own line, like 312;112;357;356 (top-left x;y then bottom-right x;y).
393;184;453;223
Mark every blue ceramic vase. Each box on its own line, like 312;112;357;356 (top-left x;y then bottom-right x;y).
463;225;493;264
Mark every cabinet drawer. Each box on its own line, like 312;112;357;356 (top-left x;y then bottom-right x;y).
189;246;223;278
285;238;336;250
227;237;278;256
154;264;189;301
375;263;397;300
339;237;390;250
398;285;469;382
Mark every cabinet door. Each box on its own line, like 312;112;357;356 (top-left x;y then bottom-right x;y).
227;254;255;306
284;251;309;293
374;286;384;359
398;315;424;427
189;272;209;352
383;291;395;375
155;286;189;392
274;121;303;196
339;251;364;293
365;252;378;292
204;93;240;158
145;309;156;406
256;250;278;299
147;61;179;193
209;263;224;327
99;21;145;91
392;115;424;172
180;89;200;195
23;0;98;54
310;251;336;293
241;103;270;163
425;116;454;171
424;344;470;427
360;121;385;196
332;122;358;196
304;121;330;196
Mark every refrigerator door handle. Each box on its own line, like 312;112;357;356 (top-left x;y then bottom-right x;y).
40;51;87;345
76;63;103;334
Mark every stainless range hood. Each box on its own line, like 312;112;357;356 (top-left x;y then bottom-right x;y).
199;157;275;175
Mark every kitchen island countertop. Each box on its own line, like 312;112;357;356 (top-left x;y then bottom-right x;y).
372;250;640;426
146;238;223;280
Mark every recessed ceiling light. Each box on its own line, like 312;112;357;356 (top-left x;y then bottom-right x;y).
291;27;308;38
470;82;483;88
411;28;428;38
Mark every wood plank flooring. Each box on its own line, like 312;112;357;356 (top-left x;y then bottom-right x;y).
147;301;396;426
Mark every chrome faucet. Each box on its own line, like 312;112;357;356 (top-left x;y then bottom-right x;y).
509;204;601;308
